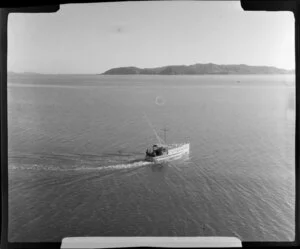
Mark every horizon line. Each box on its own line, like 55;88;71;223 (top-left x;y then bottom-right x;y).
8;62;295;75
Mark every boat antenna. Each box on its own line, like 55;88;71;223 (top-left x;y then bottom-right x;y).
161;127;169;144
143;112;164;145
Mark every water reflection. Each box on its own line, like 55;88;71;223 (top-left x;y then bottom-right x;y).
150;163;167;172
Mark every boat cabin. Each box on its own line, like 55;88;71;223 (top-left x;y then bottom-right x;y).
146;144;168;157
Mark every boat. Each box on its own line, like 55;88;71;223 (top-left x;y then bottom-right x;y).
145;142;190;163
143;117;190;163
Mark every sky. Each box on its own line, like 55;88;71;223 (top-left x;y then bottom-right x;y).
8;1;295;74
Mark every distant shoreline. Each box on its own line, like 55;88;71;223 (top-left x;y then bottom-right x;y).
8;72;295;76
101;63;295;75
7;63;295;76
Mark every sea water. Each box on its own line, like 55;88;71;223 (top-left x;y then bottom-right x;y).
8;74;295;242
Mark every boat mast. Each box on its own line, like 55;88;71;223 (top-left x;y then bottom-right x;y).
161;127;169;144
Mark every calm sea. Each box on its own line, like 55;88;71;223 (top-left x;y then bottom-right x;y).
7;74;295;242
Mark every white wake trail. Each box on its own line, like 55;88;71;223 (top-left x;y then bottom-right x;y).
75;160;153;171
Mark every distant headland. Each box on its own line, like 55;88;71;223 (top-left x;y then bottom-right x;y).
102;63;295;75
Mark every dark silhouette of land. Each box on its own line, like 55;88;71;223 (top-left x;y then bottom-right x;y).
102;63;295;75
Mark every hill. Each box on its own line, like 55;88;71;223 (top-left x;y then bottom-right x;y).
102;63;295;75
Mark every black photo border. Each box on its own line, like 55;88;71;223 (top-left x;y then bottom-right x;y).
0;0;299;248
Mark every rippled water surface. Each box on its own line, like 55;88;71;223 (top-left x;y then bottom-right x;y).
8;74;295;242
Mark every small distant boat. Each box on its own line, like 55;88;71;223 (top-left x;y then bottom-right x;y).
145;143;190;163
143;114;190;163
